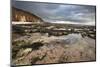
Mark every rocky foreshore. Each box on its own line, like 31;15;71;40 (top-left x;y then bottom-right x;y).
12;23;96;65
12;23;96;39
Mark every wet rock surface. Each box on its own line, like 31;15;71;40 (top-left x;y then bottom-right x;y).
12;24;96;65
12;32;96;65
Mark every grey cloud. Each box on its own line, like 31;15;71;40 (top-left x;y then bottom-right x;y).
12;1;96;25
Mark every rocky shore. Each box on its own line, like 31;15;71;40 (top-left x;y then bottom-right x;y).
12;25;96;65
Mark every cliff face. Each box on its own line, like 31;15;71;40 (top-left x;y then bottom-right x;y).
12;7;44;23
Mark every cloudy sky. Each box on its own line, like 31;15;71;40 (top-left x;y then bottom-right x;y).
12;0;96;25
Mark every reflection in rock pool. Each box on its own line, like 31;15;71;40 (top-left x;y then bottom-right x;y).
57;33;82;44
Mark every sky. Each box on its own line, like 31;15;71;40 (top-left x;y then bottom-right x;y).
12;0;96;25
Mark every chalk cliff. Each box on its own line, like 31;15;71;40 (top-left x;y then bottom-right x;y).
12;7;44;23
